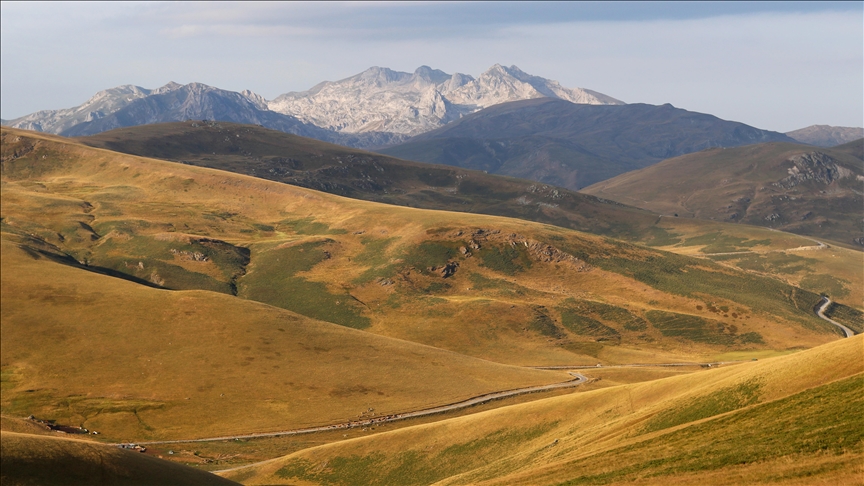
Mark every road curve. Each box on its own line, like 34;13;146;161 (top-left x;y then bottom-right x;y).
133;372;588;446
815;296;855;338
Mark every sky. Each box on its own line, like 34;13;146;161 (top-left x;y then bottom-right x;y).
1;1;861;132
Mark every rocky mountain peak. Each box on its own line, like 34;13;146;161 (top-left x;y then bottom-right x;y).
266;64;622;137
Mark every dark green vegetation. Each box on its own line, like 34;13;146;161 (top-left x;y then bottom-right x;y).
560;373;864;485
645;311;764;346
641;380;762;434
380;98;792;190
239;240;371;329
78;121;669;243
583;139;864;247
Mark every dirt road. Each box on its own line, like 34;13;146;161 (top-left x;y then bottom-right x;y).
134;372;588;446
815;296;855;338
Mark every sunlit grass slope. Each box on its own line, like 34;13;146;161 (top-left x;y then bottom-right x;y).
0;238;565;441
76;122;862;310
223;335;864;485
1;431;239;485
1;127;852;368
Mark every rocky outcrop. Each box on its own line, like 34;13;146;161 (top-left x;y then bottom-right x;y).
774;152;854;188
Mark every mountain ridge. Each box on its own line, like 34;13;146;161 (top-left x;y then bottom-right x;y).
379;98;795;190
2;64;621;147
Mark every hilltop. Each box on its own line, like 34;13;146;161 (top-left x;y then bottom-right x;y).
582;140;864;248
786;125;864;147
378;98;794;189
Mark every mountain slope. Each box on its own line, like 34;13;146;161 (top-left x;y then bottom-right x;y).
76;122;863;309
76;121;666;241
2;83;184;135
786;125;864;147
222;335;864;485
582;140;864;247
379;98;795;189
0;235;565;442
2;82;401;147
3;127;851;369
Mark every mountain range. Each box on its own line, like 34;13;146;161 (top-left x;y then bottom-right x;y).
1;64;620;147
267;64;622;137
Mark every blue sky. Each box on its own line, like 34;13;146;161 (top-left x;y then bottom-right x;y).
1;1;861;132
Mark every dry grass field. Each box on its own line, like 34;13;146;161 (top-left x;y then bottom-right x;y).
2;126;860;483
1;237;567;442
222;335;864;485
77;122;863;312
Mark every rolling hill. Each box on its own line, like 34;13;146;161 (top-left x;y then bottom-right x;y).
76;121;666;242
378;98;794;190
76;122;864;308
4;127;856;363
221;334;864;485
582;140;864;247
2;126;861;480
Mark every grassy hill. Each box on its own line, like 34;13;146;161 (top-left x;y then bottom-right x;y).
582;140;864;247
1;237;568;442
3;126;861;482
3;128;852;368
76;121;667;243
222;335;864;485
378;98;793;190
1;430;239;485
74;123;864;309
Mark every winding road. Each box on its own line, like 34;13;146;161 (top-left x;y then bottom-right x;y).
132;372;588;446
815;296;855;338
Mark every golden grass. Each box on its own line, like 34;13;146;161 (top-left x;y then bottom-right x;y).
224;335;864;485
0;238;565;442
2;126;847;364
1;431;238;485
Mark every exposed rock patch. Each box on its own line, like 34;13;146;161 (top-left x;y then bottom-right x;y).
774;152;853;188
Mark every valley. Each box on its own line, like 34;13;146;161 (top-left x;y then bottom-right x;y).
2;122;861;484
